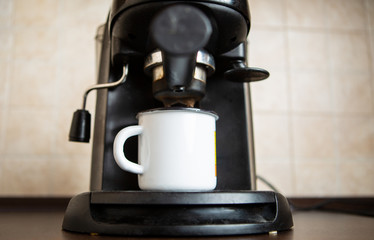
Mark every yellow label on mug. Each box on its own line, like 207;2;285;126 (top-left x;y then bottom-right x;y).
214;131;217;177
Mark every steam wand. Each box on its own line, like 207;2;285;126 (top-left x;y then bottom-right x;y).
69;64;129;143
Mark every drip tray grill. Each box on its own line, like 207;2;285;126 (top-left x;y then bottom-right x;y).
63;191;293;236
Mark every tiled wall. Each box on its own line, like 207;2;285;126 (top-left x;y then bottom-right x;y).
250;0;374;196
0;0;112;196
0;0;373;197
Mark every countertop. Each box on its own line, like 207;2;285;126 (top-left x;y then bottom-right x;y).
1;209;374;240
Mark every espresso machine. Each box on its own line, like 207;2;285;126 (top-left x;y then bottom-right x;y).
63;0;293;236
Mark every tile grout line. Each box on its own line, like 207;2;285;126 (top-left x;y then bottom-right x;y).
363;0;374;171
47;0;65;196
364;0;374;116
0;0;15;195
326;0;341;196
283;0;297;196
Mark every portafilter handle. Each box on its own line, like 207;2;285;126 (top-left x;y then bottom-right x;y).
69;65;128;143
224;61;270;82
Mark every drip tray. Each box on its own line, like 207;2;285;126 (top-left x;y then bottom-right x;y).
63;191;293;236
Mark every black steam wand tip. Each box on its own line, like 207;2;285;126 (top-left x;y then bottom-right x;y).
69;109;91;143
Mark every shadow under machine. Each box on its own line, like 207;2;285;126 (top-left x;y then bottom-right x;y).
63;0;293;236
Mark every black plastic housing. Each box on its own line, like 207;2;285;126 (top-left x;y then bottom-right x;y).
110;0;250;64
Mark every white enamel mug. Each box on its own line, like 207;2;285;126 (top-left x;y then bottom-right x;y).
113;108;218;191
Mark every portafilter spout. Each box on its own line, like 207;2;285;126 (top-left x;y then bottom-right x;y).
148;4;213;107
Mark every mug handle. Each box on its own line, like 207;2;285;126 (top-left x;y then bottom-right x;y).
113;126;144;174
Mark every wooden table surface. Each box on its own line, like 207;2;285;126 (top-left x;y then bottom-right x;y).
1;209;374;240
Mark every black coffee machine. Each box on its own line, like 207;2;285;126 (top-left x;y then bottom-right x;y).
63;0;293;236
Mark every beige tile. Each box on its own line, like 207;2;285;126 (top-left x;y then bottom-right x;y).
59;27;96;66
371;28;374;61
1;155;50;196
3;109;55;156
253;113;291;160
57;26;97;109
0;62;9;106
339;161;374;195
59;0;111;28
367;0;374;30
9;60;57;108
0;0;12;27
49;155;91;196
0;62;8;89
332;71;373;114
248;28;287;71
0;110;4;153
288;30;328;71
56;62;96;109
294;162;338;196
256;161;294;196
329;31;371;72
290;70;332;113
0;28;12;60
13;0;58;27
55;109;92;156
372;32;374;72
292;114;335;160
326;0;366;30
249;0;286;27
13;27;58;61
251;70;289;112
286;0;326;28
336;116;374;160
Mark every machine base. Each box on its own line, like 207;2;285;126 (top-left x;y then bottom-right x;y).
62;190;293;236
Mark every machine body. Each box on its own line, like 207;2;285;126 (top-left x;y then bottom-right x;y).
91;0;257;192
63;0;293;236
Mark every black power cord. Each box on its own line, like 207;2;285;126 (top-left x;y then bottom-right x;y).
256;175;374;217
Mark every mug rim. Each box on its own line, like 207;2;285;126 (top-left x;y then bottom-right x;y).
137;107;219;120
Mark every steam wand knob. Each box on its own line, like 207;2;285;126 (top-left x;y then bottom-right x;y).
69;65;128;143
